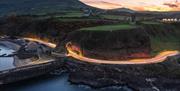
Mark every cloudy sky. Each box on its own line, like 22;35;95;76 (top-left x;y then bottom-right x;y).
80;0;180;11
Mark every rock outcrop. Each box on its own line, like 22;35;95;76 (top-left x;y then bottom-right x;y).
65;54;180;91
65;28;151;60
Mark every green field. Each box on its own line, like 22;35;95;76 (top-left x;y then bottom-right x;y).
80;24;139;31
101;15;127;20
141;21;162;25
60;12;83;17
57;18;95;22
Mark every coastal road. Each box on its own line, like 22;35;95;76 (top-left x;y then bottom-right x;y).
23;39;179;65
66;45;179;65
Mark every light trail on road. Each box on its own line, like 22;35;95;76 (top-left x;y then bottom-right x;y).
21;39;179;65
66;43;179;65
24;38;57;48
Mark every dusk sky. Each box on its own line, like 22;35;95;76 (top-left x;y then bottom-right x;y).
80;0;180;11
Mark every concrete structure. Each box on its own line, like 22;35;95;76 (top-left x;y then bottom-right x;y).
0;59;64;85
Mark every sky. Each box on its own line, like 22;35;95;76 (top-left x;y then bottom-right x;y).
80;0;180;11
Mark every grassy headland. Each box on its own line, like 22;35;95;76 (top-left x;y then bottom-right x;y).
78;22;180;56
80;24;139;31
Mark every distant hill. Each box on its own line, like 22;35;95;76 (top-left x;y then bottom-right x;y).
111;8;136;13
107;8;180;18
0;0;91;16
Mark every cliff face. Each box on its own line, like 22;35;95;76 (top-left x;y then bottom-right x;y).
66;28;151;60
142;24;179;37
65;55;180;91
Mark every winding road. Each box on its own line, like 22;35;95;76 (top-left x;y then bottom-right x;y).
66;44;179;65
24;39;180;65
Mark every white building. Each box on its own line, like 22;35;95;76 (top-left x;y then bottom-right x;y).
162;18;180;23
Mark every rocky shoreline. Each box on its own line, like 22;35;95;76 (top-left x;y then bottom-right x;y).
64;54;180;91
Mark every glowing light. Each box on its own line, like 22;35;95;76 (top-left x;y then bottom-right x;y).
24;38;57;48
66;42;179;65
66;42;83;56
